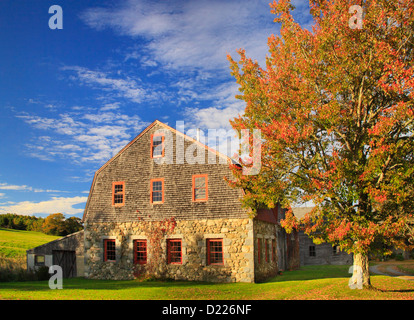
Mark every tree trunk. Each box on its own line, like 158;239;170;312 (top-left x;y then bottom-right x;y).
349;253;371;289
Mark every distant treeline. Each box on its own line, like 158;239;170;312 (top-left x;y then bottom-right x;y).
0;213;83;236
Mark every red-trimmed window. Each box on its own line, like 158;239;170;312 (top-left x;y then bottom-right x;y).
167;239;182;264
207;239;223;265
272;239;276;262
192;174;208;202
265;239;269;262
112;181;125;206
133;240;147;265
257;238;261;264
150;178;164;203
104;239;116;262
151;133;165;158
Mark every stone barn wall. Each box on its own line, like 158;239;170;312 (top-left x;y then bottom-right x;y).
84;218;255;283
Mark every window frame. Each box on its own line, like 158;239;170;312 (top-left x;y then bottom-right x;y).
112;181;125;206
133;239;147;265
192;174;208;202
272;239;276;262
265;239;269;263
151;133;165;158
257;238;262;264
34;255;45;266
104;239;116;262
150;178;164;204
206;238;224;266
309;245;316;257
167;239;182;265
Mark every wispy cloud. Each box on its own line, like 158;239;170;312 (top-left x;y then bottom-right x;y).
0;196;88;216
80;0;276;73
62;66;147;104
0;182;65;193
17;110;150;164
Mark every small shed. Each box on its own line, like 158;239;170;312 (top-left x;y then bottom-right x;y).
26;230;84;278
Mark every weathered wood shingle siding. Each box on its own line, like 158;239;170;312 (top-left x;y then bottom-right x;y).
84;122;248;223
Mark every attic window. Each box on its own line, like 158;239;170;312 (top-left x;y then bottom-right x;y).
150;178;164;203
192;174;208;202
112;182;125;206
151;133;164;158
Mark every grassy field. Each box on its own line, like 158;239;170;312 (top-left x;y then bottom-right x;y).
0;228;60;282
1;228;413;300
0;227;60;259
1;264;414;300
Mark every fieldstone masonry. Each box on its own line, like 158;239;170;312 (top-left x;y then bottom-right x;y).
84;218;256;282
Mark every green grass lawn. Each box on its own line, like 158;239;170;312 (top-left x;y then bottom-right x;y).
1;265;414;300
1;228;413;300
0;228;60;258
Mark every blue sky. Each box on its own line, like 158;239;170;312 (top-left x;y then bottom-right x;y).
0;0;312;219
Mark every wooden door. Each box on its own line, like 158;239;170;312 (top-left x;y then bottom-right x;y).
52;250;76;278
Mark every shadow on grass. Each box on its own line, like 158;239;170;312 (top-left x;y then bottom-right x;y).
1;265;353;292
262;265;351;283
383;289;414;293
0;228;26;233
0;277;222;292
3;264;414;296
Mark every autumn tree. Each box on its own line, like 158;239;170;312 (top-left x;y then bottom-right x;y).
64;216;84;235
227;0;414;288
42;213;66;236
42;213;83;236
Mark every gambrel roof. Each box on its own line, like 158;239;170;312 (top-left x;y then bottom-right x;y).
82;120;238;222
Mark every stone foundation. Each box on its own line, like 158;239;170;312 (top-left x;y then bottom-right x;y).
253;219;278;282
84;218;255;283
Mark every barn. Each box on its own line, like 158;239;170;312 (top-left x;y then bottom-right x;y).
26;230;84;278
292;207;353;266
25;120;302;282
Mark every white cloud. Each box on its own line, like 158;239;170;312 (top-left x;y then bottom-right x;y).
18;111;149;164
62;66;146;103
185;104;244;130
0;183;64;193
80;0;276;73
0;196;88;216
183;80;245;130
100;102;121;111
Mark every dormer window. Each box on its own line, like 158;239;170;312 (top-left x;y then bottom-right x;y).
151;133;164;158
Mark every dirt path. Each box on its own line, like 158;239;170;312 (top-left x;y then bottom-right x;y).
370;260;414;281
